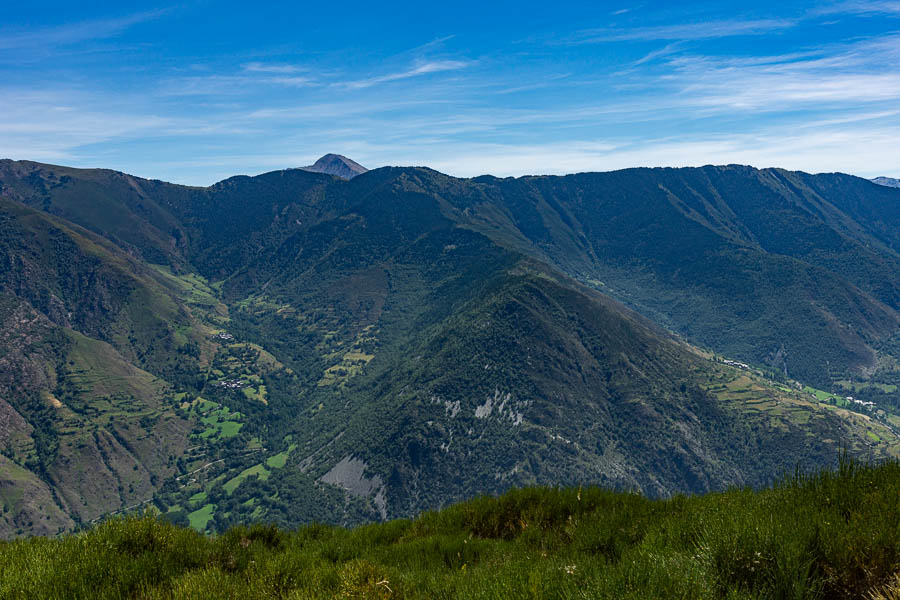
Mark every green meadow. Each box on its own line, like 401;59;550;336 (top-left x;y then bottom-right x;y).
1;458;898;599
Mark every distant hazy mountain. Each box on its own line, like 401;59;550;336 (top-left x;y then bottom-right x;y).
300;153;368;179
1;158;898;538
872;176;900;188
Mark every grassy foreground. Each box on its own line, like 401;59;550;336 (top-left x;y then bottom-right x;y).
2;460;899;599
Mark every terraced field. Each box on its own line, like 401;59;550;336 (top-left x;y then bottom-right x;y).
702;365;900;458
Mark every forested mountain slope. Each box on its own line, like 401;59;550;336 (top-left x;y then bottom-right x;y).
1;159;898;537
422;166;900;387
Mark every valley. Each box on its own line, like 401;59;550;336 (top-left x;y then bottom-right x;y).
1;158;899;538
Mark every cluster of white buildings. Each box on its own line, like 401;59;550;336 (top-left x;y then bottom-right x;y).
215;379;246;389
721;359;750;370
846;396;876;408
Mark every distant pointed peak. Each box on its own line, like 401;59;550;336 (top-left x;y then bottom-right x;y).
300;154;368;179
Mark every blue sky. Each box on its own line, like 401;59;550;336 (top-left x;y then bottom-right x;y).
2;1;899;184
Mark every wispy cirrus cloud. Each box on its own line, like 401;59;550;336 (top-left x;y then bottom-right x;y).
403;35;457;54
242;62;305;74
663;33;900;111
630;42;683;66
158;72;317;96
340;60;474;89
0;89;173;163
0;9;167;51
812;1;900;15
571;18;796;43
161;58;471;95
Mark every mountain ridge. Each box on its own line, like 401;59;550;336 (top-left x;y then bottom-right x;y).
3;158;897;385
